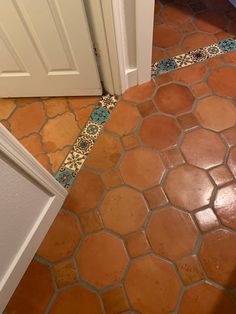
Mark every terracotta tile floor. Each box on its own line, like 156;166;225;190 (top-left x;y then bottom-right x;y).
152;0;236;62
2;3;236;311
0;96;99;175
2;47;236;313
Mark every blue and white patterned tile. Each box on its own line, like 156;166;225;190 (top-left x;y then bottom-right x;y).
55;168;77;190
55;94;118;189
218;38;236;52
63;150;85;171
173;53;193;67
152;37;236;78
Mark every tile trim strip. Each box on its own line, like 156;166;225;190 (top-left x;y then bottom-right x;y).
55;94;118;189
151;38;236;77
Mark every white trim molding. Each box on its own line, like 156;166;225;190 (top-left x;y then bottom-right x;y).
87;0;154;94
0;124;67;312
111;0;155;93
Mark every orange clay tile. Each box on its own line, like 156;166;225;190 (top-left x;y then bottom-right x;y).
49;284;103;314
101;168;123;188
76;231;128;288
199;229;236;288
121;133;139;150
0;98;16;120
37;210;81;262
125;255;181;314
64;169;105;214
101;286;129;314
176;255;205;285
6;259;54;313
147;207;198;260
162;147;185;168
100;186;148;235
125;231;150;258
119;147;165;190
155;83;194;115
80;210;103;234
195;208;219;232
144;185;168;209
209;165;234;186
53;259;78;288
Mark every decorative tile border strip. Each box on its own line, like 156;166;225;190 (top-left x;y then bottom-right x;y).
55;94;118;189
151;38;236;77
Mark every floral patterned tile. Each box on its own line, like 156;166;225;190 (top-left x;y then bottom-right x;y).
152;38;236;76
55;95;118;189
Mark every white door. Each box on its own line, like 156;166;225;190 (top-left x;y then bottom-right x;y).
0;124;67;312
0;0;102;97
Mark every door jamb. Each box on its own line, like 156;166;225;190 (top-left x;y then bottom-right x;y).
86;0;155;94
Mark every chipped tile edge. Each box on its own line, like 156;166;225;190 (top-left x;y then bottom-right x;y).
151;38;236;77
54;94;118;190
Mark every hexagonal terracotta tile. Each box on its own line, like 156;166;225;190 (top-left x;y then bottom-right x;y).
125;255;181;314
105;101;141;136
169;63;207;85
147;207;198;260
223;50;236;65
44;97;68;118
139;115;181;150
195;208;219;232
0;99;16;120
153;24;181;48
64;169;105;214
195;96;236;131
194;11;227;33
37;210;81;262
6;259;54;313
228;147;236;177
101;286;129;314
49;284;103;314
181;128;226;169
41;112;79;152
154;83;194;115
160;3;191;25
20;133;44;156
100;186;148;235
122;81;155;102
214;183;236;231
9;102;46;138
200;229;236;288
119;147;165;190
208;66;236;98
86;133;122;171
179;282;236;314
223;127;236;147
181;33;216;51
176;255;204;285
76;231;128;288
164;165;214;211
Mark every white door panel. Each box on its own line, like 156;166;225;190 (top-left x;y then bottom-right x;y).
0;0;102;97
0;124;67;312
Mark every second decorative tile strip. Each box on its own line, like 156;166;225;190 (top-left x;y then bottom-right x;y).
151;38;236;77
55;94;118;189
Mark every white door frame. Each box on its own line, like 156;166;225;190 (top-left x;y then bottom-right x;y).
0;124;67;312
86;0;155;94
